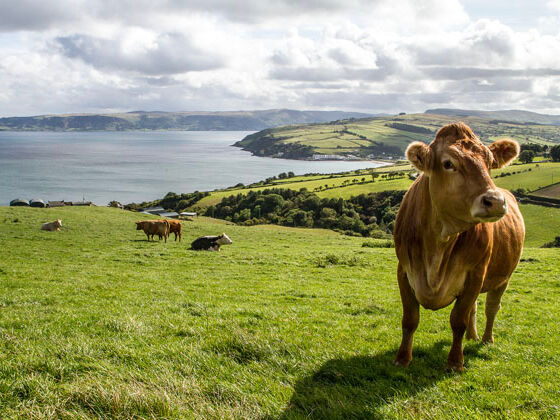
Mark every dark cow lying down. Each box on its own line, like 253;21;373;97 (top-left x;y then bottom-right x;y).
136;220;170;242
191;233;232;251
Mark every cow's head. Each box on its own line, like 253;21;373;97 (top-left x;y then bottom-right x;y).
136;221;143;230
406;122;519;236
217;233;233;245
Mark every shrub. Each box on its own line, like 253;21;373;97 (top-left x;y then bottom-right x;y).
362;240;394;248
542;236;560;248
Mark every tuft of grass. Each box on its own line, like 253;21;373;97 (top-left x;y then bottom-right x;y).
362;239;394;248
313;253;368;267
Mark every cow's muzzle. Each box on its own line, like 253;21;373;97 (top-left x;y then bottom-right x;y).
471;189;507;222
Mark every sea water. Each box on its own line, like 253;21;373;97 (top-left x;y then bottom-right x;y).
0;131;385;205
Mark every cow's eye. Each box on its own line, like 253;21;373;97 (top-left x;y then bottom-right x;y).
443;160;456;171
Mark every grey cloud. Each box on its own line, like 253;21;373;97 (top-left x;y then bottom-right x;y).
414;23;517;68
300;90;455;113
0;0;78;31
328;48;359;66
421;67;560;80
269;66;390;82
270;51;294;66
444;78;534;93
155;0;375;23
56;33;224;75
283;82;356;90
0;0;382;31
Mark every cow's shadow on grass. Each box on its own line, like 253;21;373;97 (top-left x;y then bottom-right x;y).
277;340;485;419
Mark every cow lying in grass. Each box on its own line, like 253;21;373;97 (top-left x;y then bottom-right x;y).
136;220;170;242
190;233;232;251
41;219;62;231
393;122;525;372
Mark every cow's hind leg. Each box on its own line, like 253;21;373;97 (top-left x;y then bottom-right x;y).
482;283;508;344
466;300;479;341
394;264;419;368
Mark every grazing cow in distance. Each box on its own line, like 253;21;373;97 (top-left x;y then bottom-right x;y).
191;233;232;251
136;220;170;242
41;219;62;231
167;220;182;242
393;122;525;372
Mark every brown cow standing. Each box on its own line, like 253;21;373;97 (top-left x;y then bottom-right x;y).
136;220;170;242
167;220;182;241
393;122;525;372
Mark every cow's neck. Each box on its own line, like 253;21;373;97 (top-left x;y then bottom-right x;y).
419;176;476;291
419;177;474;242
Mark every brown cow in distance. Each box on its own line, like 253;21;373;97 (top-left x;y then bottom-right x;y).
136;220;170;242
41;219;62;231
393;122;525;372
167;220;182;241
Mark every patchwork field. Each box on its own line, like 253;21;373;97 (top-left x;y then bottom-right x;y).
0;206;559;419
532;183;560;199
235;113;560;159
193;161;560;210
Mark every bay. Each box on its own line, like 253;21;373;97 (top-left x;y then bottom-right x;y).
0;131;385;206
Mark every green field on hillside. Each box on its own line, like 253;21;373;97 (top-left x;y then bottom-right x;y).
193;162;560;210
235;113;560;159
493;162;560;193
0;206;559;419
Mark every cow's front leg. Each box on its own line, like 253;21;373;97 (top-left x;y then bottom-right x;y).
394;264;419;367
466;300;479;340
482;283;508;344
448;273;483;372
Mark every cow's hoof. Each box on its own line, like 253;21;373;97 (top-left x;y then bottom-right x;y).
393;358;411;368
482;335;494;344
446;362;464;373
466;333;479;341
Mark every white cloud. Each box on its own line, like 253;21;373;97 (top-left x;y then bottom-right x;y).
0;0;559;115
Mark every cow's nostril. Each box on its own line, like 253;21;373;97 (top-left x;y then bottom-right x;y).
482;197;493;208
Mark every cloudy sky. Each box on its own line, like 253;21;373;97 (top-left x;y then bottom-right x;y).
1;0;560;116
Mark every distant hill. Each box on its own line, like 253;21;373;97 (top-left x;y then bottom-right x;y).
235;113;560;160
425;108;560;125
0;109;374;131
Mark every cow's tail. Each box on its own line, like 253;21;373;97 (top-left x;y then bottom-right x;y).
165;220;170;243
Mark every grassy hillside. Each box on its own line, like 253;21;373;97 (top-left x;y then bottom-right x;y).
0;206;559;419
235;113;560;159
193;161;560;210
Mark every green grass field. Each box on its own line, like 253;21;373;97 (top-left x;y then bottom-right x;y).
0;205;559;419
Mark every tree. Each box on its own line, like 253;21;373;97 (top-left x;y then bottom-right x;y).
551;145;560;162
108;200;122;208
518;150;535;164
262;194;285;214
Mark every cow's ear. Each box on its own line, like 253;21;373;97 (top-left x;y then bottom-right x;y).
406;141;432;172
489;139;520;168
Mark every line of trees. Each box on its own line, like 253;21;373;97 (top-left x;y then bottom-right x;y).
125;191;210;212
204;188;405;237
